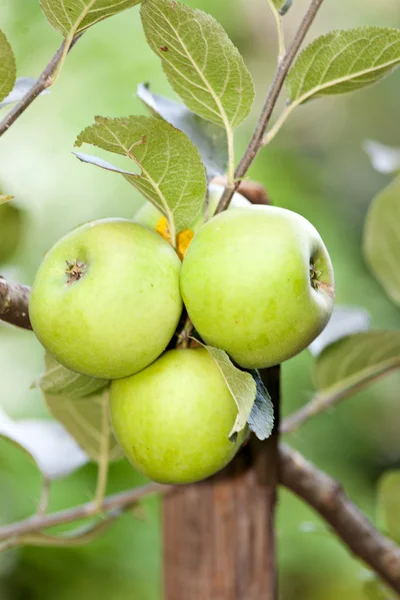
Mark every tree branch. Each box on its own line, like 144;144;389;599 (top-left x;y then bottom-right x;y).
279;443;400;595
1;445;400;596
0;482;171;543
0;36;81;138
0;276;31;329
281;363;400;435
215;0;324;214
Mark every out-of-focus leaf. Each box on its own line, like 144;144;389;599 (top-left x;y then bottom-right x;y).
0;195;13;204
286;27;400;104
202;344;256;438
247;370;274;441
141;0;254;129
32;353;108;398
40;0;140;38
0;203;23;263
0;77;50;109
0;407;88;480
314;330;400;393
75;115;207;235
45;387;124;463
137;83;228;180
309;305;371;357
364;140;400;175
0;30;16;104
377;470;400;543
363;175;400;306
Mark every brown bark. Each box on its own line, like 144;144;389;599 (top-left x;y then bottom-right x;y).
279;444;400;595
0;276;32;329
163;366;280;600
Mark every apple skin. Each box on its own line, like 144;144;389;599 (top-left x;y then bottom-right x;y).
29;219;182;379
180;206;334;369
134;183;250;232
110;347;246;484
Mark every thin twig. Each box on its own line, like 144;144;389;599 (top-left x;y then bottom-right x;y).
279;444;400;595
215;0;324;214
281;362;399;434
0;36;81;138
0;276;31;329
0;482;172;542
1;446;400;595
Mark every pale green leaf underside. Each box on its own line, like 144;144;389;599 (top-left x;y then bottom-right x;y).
287;27;400;104
377;470;400;543
363;175;400;307
141;0;254;129
40;0;140;37
0;30;16;103
45;388;124;463
33;353;108;398
314;330;400;393
75;115;206;234
204;345;256;437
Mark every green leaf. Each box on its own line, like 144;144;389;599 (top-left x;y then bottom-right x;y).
40;0;140;38
247;370;274;441
0;30;16;104
314;330;400;393
0;202;23;263
363;175;400;307
137;83;228;180
377;470;400;543
286;27;400;104
75;115;207;235
0;408;88;480
202;344;256;438
140;0;254;129
32;353;108;398
45;387;124;463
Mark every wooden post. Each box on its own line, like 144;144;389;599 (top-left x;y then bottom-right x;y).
163;366;280;600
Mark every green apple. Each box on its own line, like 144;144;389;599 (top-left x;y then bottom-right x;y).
180;206;334;369
110;347;246;484
29;219;182;379
134;183;250;233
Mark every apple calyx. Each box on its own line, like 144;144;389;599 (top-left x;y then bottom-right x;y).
65;259;86;285
309;263;335;299
309;263;322;291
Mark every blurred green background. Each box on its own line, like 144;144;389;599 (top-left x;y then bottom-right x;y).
0;0;400;598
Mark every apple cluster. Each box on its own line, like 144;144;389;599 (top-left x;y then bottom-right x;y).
29;186;334;484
